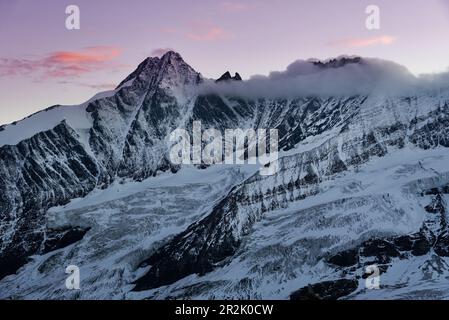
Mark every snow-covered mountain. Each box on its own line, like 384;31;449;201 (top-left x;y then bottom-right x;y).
1;51;449;300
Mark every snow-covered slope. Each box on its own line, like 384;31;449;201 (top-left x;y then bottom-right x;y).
0;104;91;148
1;51;449;300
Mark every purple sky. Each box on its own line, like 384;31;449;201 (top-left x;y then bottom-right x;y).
1;0;449;125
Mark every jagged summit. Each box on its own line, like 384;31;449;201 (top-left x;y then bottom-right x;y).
0;51;202;148
117;51;201;89
310;55;363;69
234;72;243;81
216;71;243;82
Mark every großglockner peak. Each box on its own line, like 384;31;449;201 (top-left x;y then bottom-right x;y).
116;51;202;91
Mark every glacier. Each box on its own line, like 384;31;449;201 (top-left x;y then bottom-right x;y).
1;51;449;300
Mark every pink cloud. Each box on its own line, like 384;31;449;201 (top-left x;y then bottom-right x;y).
187;26;230;41
330;35;397;48
49;46;121;64
0;46;123;79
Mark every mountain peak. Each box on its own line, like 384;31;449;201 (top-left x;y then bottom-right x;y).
160;50;182;61
117;51;201;90
216;71;243;83
307;55;363;69
234;72;243;81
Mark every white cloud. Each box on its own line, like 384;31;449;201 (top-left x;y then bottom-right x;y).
199;56;449;98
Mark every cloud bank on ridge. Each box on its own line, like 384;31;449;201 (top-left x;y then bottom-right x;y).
198;56;449;98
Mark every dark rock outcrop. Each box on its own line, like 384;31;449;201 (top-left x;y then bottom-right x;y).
290;279;358;300
42;226;91;254
215;71;243;82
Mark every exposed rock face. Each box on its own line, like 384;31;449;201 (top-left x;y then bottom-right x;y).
2;52;449;300
215;71;242;82
290;279;358;300
0;51;203;279
0;122;98;279
133;102;449;291
328;187;449;268
42;227;91;254
311;56;362;69
1;53;380;280
307;186;449;299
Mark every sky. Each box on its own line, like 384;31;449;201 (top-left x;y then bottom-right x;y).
1;0;449;125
